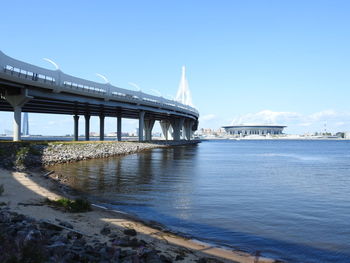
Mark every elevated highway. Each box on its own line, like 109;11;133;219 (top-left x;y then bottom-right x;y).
0;51;199;141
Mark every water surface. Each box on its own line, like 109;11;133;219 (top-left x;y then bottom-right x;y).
52;140;350;263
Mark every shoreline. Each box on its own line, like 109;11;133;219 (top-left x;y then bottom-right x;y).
0;168;277;263
0;140;200;170
0;141;279;262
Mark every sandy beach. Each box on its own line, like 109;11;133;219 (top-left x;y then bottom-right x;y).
0;167;277;263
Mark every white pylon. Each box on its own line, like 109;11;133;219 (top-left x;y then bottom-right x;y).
175;66;193;106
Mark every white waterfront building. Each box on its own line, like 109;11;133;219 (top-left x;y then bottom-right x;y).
222;124;286;136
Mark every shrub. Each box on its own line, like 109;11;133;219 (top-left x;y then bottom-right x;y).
45;198;91;213
15;147;30;167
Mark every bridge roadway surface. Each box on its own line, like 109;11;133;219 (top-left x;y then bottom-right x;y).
0;51;199;141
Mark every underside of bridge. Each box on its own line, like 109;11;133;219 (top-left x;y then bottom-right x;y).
0;79;198;142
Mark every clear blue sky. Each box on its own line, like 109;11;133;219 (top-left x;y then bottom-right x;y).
1;0;350;135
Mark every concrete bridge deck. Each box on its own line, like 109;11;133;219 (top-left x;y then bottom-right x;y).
0;51;199;141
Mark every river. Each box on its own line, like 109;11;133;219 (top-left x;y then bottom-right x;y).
51;140;350;263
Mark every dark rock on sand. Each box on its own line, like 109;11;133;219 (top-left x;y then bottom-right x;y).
124;228;137;236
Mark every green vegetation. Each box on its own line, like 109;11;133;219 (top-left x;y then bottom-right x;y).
14;147;30;167
0;184;4;196
45;198;92;213
16;147;30;158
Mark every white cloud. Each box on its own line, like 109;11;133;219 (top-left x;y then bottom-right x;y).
335;121;345;126
200;114;216;121
308;110;338;121
231;110;300;125
298;122;312;127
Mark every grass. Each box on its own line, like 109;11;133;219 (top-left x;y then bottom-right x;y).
45;198;91;213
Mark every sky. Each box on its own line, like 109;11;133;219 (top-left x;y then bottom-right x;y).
1;0;350;135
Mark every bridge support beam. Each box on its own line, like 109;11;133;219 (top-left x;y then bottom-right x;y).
160;120;171;141
99;114;105;141
84;114;90;141
117;116;122;141
183;119;194;140
138;111;145;141
4;89;32;141
144;119;155;141
73;115;79;141
170;118;184;141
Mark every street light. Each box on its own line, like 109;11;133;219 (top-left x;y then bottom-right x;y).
96;73;110;84
43;58;60;70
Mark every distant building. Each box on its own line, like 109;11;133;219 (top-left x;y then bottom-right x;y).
4;129;13;136
199;128;213;135
222;125;286;136
344;132;350;139
22;112;29;136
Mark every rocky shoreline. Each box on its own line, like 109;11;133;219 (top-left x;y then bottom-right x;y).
0;140;200;170
0;207;193;263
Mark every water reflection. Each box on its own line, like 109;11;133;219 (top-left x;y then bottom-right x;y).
52;145;199;204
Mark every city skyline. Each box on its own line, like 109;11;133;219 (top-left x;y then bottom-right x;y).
1;0;350;135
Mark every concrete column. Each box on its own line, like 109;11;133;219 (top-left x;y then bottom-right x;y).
170;118;184;141
84;114;90;141
13;106;22;141
160;120;171;140
117;115;122;141
183;119;194;140
99;114;105;141
139;111;145;141
144;119;155;141
73;115;79;141
4;89;32;141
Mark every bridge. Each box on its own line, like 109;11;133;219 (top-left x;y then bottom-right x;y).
0;51;199;141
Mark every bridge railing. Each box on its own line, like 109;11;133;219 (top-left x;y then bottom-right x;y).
0;51;199;116
0;51;59;85
62;73;108;94
3;64;56;85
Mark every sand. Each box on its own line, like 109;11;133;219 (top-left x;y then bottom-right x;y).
0;168;276;263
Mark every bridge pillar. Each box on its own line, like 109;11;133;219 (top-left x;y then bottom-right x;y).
5;89;32;141
84;114;90;141
99;114;105;141
138;111;145;141
117;115;122;141
170;118;184;141
183;119;194;140
160;120;171;141
13;106;22;142
144;119;155;141
73;115;79;141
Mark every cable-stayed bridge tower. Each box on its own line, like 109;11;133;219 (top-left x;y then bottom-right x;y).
175;66;193;106
161;66;197;140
